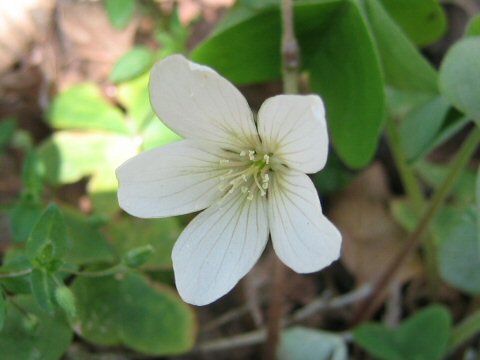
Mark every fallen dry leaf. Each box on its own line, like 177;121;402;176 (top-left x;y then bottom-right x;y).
0;0;55;75
329;162;422;286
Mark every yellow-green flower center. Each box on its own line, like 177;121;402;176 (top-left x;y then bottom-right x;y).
218;149;273;200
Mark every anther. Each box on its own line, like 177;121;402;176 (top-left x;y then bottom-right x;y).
247;193;254;201
262;173;269;182
240;150;246;157
248;150;255;161
262;182;268;190
263;154;270;164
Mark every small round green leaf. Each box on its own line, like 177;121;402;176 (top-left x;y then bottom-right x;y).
110;46;154;84
380;0;446;46
72;272;196;355
0;295;73;360
278;327;347;360
105;0;135;29
48;84;128;134
354;305;451;360
107;217;182;268
439;37;480;125
466;15;480;37
438;208;480;294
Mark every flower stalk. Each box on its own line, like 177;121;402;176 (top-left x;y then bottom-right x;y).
264;0;300;358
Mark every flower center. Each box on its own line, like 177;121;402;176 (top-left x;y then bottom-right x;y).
218;149;272;200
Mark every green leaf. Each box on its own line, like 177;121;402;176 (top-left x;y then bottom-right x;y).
141;116;182;150
9;196;43;243
354;305;451;360
278;327;347;360
415;160;476;204
0;289;5;330
379;0;446;46
0;295;73;360
308;1;385;167
107;217;182;269
105;0;135;29
466;15;480;37
0;249;32;295
117;73;152;130
437;207;480;294
26;204;68;264
72;272;196;355
363;0;438;93
439;37;480;125
110;46;154;84
21;151;44;201
0;117;16;152
192;0;384;168
62;207;113;265
399;96;450;161
55;286;76;319
30;269;56;314
38;131;135;185
48;84;128;134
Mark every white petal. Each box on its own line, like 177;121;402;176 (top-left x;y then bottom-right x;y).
173;192;269;305
258;95;329;173
268;169;341;273
117;140;224;218
150;55;259;151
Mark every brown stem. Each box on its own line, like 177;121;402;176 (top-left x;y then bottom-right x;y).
353;128;480;324
263;256;287;360
263;0;301;357
281;0;300;95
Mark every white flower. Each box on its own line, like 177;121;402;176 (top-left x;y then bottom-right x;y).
116;55;342;305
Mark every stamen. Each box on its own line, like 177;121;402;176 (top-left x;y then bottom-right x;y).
263;154;270;164
217;149;274;200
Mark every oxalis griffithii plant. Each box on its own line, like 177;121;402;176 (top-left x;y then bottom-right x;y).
116;54;342;305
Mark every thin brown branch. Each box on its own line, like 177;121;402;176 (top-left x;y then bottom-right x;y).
263;257;287;360
353;128;480;324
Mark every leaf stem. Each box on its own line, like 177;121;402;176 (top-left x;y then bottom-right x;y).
61;264;127;278
0;264;127;280
449;308;480;353
385;116;425;210
354;127;480;324
0;268;32;279
385;115;440;293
